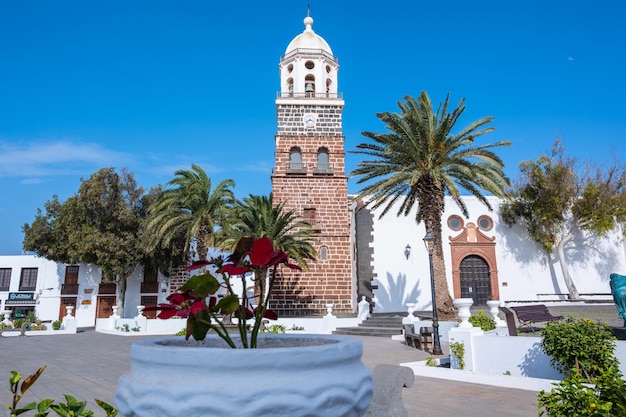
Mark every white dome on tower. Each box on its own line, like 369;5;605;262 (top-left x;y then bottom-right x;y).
285;16;333;55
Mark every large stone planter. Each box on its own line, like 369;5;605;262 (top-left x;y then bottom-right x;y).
116;334;373;417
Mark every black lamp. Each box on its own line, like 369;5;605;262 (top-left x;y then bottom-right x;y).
423;231;443;355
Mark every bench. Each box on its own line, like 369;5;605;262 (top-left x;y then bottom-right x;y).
402;324;420;349
498;306;518;336
402;324;434;351
510;304;564;332
365;364;414;417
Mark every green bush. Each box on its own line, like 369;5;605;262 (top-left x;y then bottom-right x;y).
7;366;119;416
52;320;62;330
538;366;626;416
450;341;465;370
264;324;286;334
541;316;617;379
468;310;496;331
538;316;626;417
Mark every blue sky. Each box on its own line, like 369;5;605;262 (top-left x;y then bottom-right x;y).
1;1;625;255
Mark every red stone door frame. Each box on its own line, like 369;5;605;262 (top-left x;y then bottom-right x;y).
449;222;500;301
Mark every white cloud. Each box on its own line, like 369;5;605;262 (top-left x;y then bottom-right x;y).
567;56;574;61
0;140;134;179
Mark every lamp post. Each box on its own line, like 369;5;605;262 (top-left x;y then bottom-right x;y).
423;231;443;355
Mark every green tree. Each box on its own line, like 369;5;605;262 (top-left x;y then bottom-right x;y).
23;168;149;316
351;91;511;316
139;186;188;279
148;164;236;262
223;193;316;303
500;141;626;299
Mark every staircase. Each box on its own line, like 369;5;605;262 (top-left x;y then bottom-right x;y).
333;313;404;337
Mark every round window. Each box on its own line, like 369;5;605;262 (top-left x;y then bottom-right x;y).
305;60;315;69
447;215;464;231
287;64;293;73
477;216;493;231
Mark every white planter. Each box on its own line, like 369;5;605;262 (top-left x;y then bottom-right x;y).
116;334;373;417
453;298;474;328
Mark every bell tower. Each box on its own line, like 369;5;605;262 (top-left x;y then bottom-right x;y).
271;13;353;316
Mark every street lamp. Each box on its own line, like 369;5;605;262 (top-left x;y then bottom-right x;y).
423;231;443;355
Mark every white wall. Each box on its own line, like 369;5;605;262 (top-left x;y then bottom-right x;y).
0;256;172;327
367;196;626;312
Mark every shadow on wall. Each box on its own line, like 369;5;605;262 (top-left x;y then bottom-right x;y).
518;341;562;380
373;272;421;312
498;218;625;290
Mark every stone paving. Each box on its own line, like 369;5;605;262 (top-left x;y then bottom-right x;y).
0;304;622;417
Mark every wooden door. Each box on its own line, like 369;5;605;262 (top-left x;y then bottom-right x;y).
459;255;491;305
58;297;77;321
140;296;158;319
96;296;116;319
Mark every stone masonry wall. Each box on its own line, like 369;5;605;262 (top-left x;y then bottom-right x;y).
272;131;352;316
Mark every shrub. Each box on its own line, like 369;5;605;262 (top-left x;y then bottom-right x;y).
52;320;62;330
7;366;119;416
468;310;496;331
264;324;286;334
538;367;626;416
541;316;617;380
538;316;626;416
450;341;465;370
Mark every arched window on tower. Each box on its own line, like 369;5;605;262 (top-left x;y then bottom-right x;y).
305;75;315;97
326;79;332;97
288;147;304;173
316;147;330;172
287;77;294;97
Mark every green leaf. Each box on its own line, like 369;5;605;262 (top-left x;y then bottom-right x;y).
9;371;22;390
94;399;118;417
14;402;37;416
215;295;239;315
190;312;210;341
180;273;220;296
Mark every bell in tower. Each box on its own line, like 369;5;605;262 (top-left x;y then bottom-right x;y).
279;14;339;99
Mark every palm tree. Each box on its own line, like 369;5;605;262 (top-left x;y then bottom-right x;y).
223;193;317;303
351;91;511;317
148;164;235;261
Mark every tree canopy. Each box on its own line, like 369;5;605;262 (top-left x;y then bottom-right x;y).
351;91;511;315
22;167;185;315
500;141;626;299
147;164;236;261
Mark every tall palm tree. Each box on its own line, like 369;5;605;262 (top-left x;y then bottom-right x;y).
222;193;317;303
148;164;235;261
351;91;511;317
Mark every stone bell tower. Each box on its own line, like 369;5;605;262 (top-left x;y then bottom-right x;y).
271;13;353;316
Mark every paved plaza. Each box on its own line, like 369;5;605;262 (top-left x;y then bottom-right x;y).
1;304;623;417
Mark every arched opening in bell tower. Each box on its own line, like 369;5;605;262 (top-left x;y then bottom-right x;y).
305;74;316;97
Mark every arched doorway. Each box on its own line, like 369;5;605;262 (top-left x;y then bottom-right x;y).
459;255;491;305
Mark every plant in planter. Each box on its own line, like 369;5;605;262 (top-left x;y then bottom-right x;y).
468;310;496;331
147;236;300;347
117;236;373;417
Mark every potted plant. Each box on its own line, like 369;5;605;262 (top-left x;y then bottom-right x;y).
116;237;373;417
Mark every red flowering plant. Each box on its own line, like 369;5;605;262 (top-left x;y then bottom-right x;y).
151;236;301;348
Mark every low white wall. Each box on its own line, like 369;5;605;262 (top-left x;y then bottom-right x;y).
94;315;361;336
450;327;626;379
